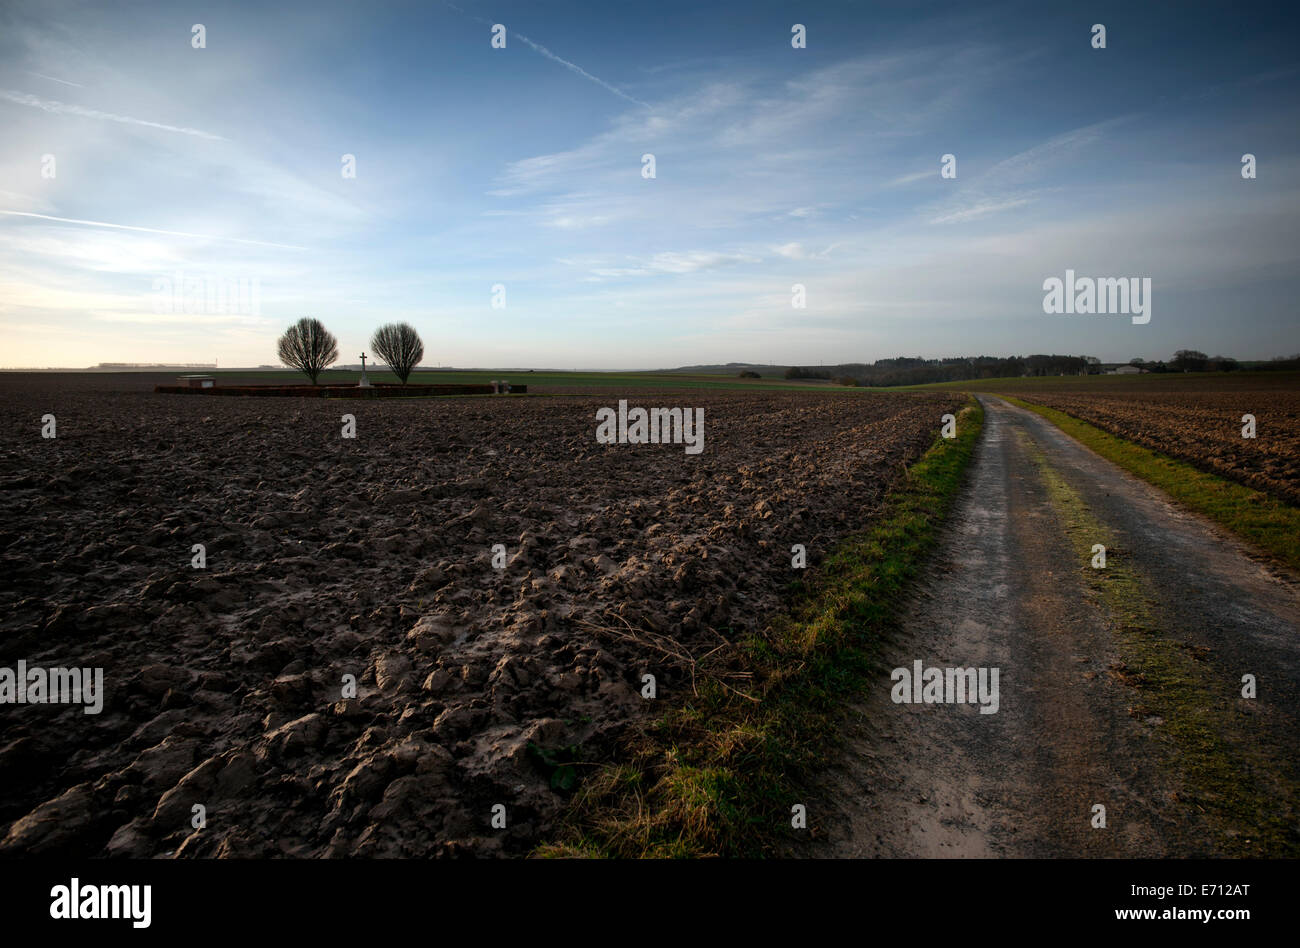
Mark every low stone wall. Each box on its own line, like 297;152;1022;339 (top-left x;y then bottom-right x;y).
153;383;527;397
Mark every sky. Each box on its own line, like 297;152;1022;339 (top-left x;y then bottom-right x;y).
1;0;1297;369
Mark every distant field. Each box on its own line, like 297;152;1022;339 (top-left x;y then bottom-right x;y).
221;369;843;394
2;369;843;395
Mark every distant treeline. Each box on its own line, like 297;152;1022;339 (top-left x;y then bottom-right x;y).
785;355;1096;386
91;362;218;370
782;352;1300;387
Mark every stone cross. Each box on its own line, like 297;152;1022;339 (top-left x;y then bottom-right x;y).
358;352;372;388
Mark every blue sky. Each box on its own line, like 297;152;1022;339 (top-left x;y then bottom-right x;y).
1;0;1297;368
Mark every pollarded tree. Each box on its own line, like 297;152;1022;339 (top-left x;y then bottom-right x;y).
278;317;339;384
370;322;424;384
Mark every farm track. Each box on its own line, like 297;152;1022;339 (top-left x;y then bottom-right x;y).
817;395;1300;857
992;387;1300;505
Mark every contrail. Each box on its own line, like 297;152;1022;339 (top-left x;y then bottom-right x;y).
0;211;307;251
441;1;649;108
0;90;225;140
25;71;84;89
512;33;651;109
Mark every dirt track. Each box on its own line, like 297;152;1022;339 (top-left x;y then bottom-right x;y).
817;395;1300;857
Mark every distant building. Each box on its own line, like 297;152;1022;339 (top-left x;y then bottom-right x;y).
1113;364;1144;374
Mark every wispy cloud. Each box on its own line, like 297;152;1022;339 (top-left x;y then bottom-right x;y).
25;71;83;89
771;242;838;259
983;118;1128;183
590;250;761;278
929;196;1034;224
924;119;1127;225
890;169;935;187
0;211;307;250
548;213;612;229
0;90;225;140
88;310;270;326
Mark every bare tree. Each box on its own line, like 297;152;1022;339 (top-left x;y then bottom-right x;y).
1171;349;1209;373
277;317;338;384
370;322;424;384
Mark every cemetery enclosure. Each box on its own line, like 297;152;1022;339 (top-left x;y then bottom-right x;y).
0;374;960;857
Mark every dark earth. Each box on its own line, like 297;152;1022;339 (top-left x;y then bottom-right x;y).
0;373;959;857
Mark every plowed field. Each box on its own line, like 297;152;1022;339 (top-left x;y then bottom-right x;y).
0;374;960;857
998;378;1300;504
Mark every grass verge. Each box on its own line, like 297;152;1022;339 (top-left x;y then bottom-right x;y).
1020;431;1299;855
535;399;983;857
999;395;1300;572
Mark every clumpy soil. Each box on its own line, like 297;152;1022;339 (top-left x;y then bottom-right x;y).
0;374;959;857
